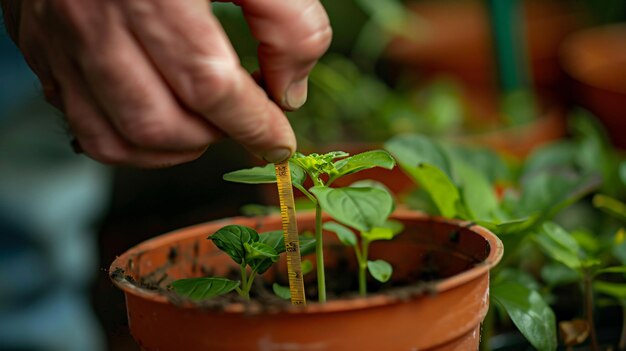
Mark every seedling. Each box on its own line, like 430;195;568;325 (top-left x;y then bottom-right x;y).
224;150;396;302
171;225;315;300
534;221;626;351
323;217;403;296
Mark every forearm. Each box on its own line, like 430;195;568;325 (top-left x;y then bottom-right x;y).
1;0;21;44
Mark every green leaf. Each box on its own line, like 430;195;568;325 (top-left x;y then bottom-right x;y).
323;221;357;246
594;281;626;301
311;186;393;232
455;161;499;221
385;135;461;218
571;229;601;255
523;141;577;176
223;162;305;187
290;151;348;182
329;150;395;182
223;164;277;184
593;194;626;222
445;145;510;183
298;235;317;256
519;170;601;221
478;216;538;236
272;283;291;300
384;134;453;177
245;241;279;261
382;219;404;235
620;162;626;186
541;263;581;287
361;227;395;242
492;282;557;351
245;241;279;274
259;231;285;253
402;163;461;218
259;230;316;256
349;179;392;193
494;268;541;291
240;204;279;217
614;233;626;266
209;225;259;264
594;266;626;276
171;277;240;301
534;222;582;271
367;260;393;282
301;259;313;275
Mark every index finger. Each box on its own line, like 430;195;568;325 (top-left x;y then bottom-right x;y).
217;0;332;111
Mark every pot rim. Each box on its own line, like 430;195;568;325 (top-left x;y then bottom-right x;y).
110;208;503;314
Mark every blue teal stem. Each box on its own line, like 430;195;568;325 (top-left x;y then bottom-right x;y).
486;0;530;94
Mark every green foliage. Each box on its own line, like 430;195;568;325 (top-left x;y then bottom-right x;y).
171;278;240;301
593;194;626;222
328;150;396;184
172;225;316;300
534;223;583;271
323;218;402;295
492;282;558;351
311;186;393;232
209;225;260;265
223;150;398;302
385;129;613;348
367;260;393;283
223;162;307;194
323;221;357;246
272;283;292;300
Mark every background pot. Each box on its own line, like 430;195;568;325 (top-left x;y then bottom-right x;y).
385;0;582;93
560;23;626;149
110;209;503;350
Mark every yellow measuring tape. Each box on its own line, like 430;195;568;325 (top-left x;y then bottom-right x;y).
275;161;306;305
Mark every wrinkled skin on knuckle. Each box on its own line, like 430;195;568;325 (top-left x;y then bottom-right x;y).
83;142;129;165
293;4;332;62
119;116;177;149
231;103;274;147
179;57;240;112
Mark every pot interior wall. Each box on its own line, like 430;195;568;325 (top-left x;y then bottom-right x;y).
117;213;490;298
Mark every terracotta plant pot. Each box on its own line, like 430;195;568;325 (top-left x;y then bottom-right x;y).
560;23;626;149
110;209;503;350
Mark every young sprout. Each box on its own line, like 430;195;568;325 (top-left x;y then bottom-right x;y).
171;225;315;300
323;217;403;296
223;150;396;302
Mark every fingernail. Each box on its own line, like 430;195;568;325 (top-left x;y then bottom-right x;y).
283;78;308;110
263;148;292;163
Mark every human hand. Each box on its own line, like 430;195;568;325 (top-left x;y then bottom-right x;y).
2;0;331;167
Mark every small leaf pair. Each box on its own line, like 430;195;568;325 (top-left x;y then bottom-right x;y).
171;225;315;300
324;219;403;296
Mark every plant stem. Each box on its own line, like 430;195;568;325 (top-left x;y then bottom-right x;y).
244;270;257;296
583;271;599;351
240;264;249;300
315;202;327;303
298;187;317;204
617;302;626;351
358;240;370;297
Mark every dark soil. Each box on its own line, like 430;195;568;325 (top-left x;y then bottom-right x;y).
110;252;445;315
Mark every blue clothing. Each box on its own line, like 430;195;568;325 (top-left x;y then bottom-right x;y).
0;21;110;351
